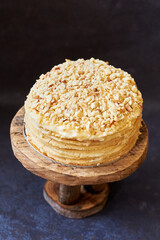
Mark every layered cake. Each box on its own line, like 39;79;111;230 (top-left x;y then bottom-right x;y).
24;58;143;166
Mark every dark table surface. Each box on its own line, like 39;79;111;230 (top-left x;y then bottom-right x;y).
1;0;160;239
1;101;160;240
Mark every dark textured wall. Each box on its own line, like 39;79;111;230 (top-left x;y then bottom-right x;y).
1;0;160;105
0;1;160;240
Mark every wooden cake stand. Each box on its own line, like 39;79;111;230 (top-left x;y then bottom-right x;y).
10;107;148;218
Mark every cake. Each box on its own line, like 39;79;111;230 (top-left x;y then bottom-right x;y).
24;58;143;166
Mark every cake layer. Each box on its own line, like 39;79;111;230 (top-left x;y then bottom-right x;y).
24;110;142;166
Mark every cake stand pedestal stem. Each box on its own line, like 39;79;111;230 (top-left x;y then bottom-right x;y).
58;184;81;205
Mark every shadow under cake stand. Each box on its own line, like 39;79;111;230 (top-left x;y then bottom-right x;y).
10;107;148;219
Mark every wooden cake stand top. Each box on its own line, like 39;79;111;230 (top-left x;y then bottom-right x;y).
10;107;148;186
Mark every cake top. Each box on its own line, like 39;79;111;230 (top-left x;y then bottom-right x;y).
25;58;143;140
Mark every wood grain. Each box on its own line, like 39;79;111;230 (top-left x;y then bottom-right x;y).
43;181;109;219
10;107;148;186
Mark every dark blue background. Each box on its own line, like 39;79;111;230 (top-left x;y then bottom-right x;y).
0;0;160;239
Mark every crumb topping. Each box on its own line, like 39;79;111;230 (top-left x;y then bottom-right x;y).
25;58;143;137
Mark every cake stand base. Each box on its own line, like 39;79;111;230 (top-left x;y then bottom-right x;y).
43;181;109;219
